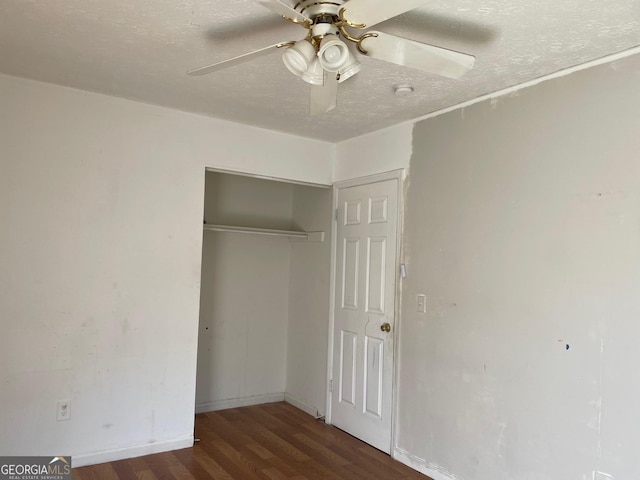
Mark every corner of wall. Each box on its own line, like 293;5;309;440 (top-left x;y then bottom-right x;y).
393;448;465;480
332;124;413;183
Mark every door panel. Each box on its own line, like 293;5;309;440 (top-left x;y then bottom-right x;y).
342;238;360;310
331;179;398;453
339;330;357;406
366;236;386;314
364;336;384;418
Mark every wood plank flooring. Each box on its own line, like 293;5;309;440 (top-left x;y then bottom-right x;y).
73;402;430;480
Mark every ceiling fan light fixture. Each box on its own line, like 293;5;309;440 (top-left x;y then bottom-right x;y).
338;52;361;83
318;34;350;72
282;39;316;77
301;58;324;85
188;0;477;117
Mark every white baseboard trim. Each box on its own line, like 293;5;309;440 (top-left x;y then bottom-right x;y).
393;447;463;480
195;393;285;414
73;435;193;468
72;394;315;468
284;393;322;418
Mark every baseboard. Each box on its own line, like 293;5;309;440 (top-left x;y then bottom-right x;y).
284;393;322;418
393;447;463;480
73;435;193;468
195;393;285;413
73;394;312;468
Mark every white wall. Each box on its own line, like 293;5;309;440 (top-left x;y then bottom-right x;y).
285;185;333;416
196;173;294;411
333;123;413;183
7;47;639;477
0;74;333;466
397;52;640;480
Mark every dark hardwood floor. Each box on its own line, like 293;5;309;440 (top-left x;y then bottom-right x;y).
73;402;430;480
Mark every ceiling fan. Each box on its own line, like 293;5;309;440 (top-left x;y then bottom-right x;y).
188;0;476;116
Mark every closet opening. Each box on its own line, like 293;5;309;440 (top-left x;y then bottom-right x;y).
196;169;333;418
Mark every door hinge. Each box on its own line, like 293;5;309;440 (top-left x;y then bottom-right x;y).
335;208;338;221
329;379;333;393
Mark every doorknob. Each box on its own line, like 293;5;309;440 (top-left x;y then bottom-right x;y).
380;323;391;333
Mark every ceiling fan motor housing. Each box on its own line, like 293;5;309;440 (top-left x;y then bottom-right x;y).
293;0;346;19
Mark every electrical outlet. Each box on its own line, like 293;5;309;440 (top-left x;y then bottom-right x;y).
57;400;71;421
417;294;426;313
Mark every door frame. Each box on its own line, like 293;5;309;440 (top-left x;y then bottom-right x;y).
325;169;405;454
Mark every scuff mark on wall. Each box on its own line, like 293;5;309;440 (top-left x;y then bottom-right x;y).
394;447;466;480
574;190;628;201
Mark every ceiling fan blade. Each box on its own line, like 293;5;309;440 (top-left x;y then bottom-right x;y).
256;0;312;24
310;71;338;116
340;0;428;28
360;31;475;79
187;42;293;76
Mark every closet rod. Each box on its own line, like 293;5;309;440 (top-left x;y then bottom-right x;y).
203;224;308;239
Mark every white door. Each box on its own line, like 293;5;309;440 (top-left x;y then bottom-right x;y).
331;178;398;453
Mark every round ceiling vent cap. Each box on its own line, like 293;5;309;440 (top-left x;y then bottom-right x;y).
393;84;414;96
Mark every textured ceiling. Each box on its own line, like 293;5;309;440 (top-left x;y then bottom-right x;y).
0;0;639;142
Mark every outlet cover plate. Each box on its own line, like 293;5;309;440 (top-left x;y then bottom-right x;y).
417;294;426;313
57;400;71;421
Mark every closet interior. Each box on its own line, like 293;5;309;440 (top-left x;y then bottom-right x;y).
196;170;333;417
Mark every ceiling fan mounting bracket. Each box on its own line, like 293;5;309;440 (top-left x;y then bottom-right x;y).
280;2;381;55
336;7;366;29
353;32;378;55
276;41;297;49
333;10;376;55
283;7;374;55
281;14;311;29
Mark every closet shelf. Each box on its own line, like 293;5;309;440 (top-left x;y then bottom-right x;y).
203;224;324;242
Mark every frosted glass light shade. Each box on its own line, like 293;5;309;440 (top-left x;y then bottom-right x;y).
318;34;349;72
338;52;361;83
282;40;316;77
302;58;324;85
